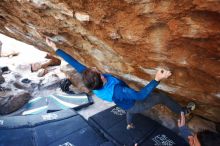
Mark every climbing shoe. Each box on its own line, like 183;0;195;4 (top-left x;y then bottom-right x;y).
127;123;135;130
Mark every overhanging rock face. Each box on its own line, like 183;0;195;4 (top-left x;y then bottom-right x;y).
0;0;219;122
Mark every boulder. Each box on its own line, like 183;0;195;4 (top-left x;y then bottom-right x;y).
0;77;4;85
1;49;19;57
37;68;48;77
0;91;31;115
31;54;61;72
0;0;219;123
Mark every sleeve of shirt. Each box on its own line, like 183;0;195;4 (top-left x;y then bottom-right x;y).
179;126;192;141
56;49;87;73
114;80;159;101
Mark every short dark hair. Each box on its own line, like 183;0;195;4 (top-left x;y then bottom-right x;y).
197;130;220;146
82;69;103;90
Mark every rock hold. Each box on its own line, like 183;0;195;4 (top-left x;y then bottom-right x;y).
75;12;90;22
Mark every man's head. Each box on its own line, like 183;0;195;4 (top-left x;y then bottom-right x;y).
188;130;220;146
82;68;104;90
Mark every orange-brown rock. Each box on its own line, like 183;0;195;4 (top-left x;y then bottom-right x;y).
0;0;219;122
31;54;61;72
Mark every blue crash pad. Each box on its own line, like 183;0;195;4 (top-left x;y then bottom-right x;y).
0;109;114;146
88;106;189;146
